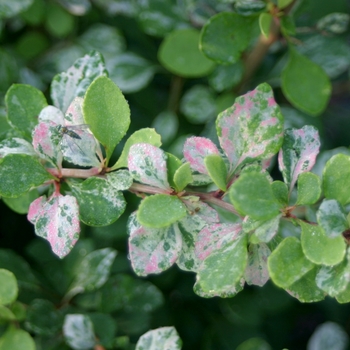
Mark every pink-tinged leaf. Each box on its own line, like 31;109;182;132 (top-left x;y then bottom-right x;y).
127;213;182;276
32;122;62;168
176;203;220;272
278;125;320;193
183;137;220;174
27;196;46;224
184;200;220;225
216;83;284;174
38;105;65;124
244;243;271;287
195;223;242;261
128;143;170;190
64;97;85;125
28;193;80;258
0;138;36;158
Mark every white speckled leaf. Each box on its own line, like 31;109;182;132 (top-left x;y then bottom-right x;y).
244;243;270;287
136;327;182;350
127;212;182;276
278;125;320;194
128;143;170;190
27;193;80;258
51;51;107;113
216;83;284;174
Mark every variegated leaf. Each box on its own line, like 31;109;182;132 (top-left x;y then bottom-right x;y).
128;213;182;276
51;51;108;113
183;136;220;174
28;193;80;258
216;83;283;174
128;143;171;190
278;125;320;193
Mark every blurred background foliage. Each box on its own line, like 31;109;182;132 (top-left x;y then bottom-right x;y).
1;0;350;349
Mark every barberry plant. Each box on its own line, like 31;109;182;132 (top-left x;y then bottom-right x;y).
1;49;349;303
0;0;350;348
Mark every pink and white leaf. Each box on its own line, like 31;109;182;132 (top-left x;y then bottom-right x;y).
28;193;80;258
216;83;284;174
32;121;62;168
38;105;65;124
244;243;270;287
195;223;242;262
278;125;320;193
128;213;182;276
128;143;170;190
64;97;85;125
183;137;220;174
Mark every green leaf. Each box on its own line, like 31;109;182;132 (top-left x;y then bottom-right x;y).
173;162;193;192
236;338;272;350
196;234;247;297
277;0;293;9
63;314;96;350
112;128;162;169
259;13;272;38
336;285;350;303
204;154;227;191
45;2;74;38
315;254;350;297
25;299;62;336
83;76;130;161
216;83;284;173
0;154;54;198
2;189;39;214
137;194;187;228
208;61;244;92
287;267;326;303
200;12;257;65
0;305;16;321
5;84;47;139
136;327;182;350
0;269;18;305
268;236;315;288
281;47;331;116
158;29;215;78
69;248;117;296
87;313;117;348
271;181;288;205
296;172;321;205
0;328;35;350
51;51;107;114
300;221;346;266
316;199;348;238
166;153;182;189
97;274;164;313
152;111;178;144
230;172;281;220
108;52;157;93
180;85;217;124
246;214;281;243
0;0;33;19
281;15;296;36
323;154;350;205
307;322;349;350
